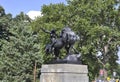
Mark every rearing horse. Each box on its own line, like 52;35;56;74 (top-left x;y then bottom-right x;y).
43;27;79;59
60;27;80;54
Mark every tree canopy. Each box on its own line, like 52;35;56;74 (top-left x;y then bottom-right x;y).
0;6;43;82
0;0;120;81
32;0;120;80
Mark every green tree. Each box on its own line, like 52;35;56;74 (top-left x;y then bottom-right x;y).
0;6;12;41
0;8;43;82
31;3;69;63
0;6;5;16
67;0;120;80
32;0;120;81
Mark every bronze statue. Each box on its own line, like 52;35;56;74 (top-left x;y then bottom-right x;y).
41;26;81;63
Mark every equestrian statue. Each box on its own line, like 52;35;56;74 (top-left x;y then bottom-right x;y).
40;26;81;63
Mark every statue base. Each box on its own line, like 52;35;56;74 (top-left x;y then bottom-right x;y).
48;59;81;64
40;64;89;82
47;54;82;64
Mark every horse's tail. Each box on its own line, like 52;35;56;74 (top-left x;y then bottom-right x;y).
45;44;52;54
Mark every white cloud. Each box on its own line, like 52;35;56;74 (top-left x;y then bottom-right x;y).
27;10;42;20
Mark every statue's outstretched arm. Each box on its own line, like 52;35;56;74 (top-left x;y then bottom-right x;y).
40;28;50;34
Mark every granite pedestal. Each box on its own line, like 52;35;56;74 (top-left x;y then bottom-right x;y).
40;64;89;82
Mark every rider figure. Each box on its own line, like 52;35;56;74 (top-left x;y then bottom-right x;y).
49;29;57;44
40;28;58;50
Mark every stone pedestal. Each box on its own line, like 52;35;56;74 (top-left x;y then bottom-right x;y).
40;64;89;82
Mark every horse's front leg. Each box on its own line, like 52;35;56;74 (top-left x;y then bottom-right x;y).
69;44;73;54
72;46;79;54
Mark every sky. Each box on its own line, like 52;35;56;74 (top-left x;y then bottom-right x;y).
0;0;67;18
117;47;120;64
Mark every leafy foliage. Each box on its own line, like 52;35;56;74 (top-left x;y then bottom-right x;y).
0;8;43;82
0;0;120;81
32;0;120;81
